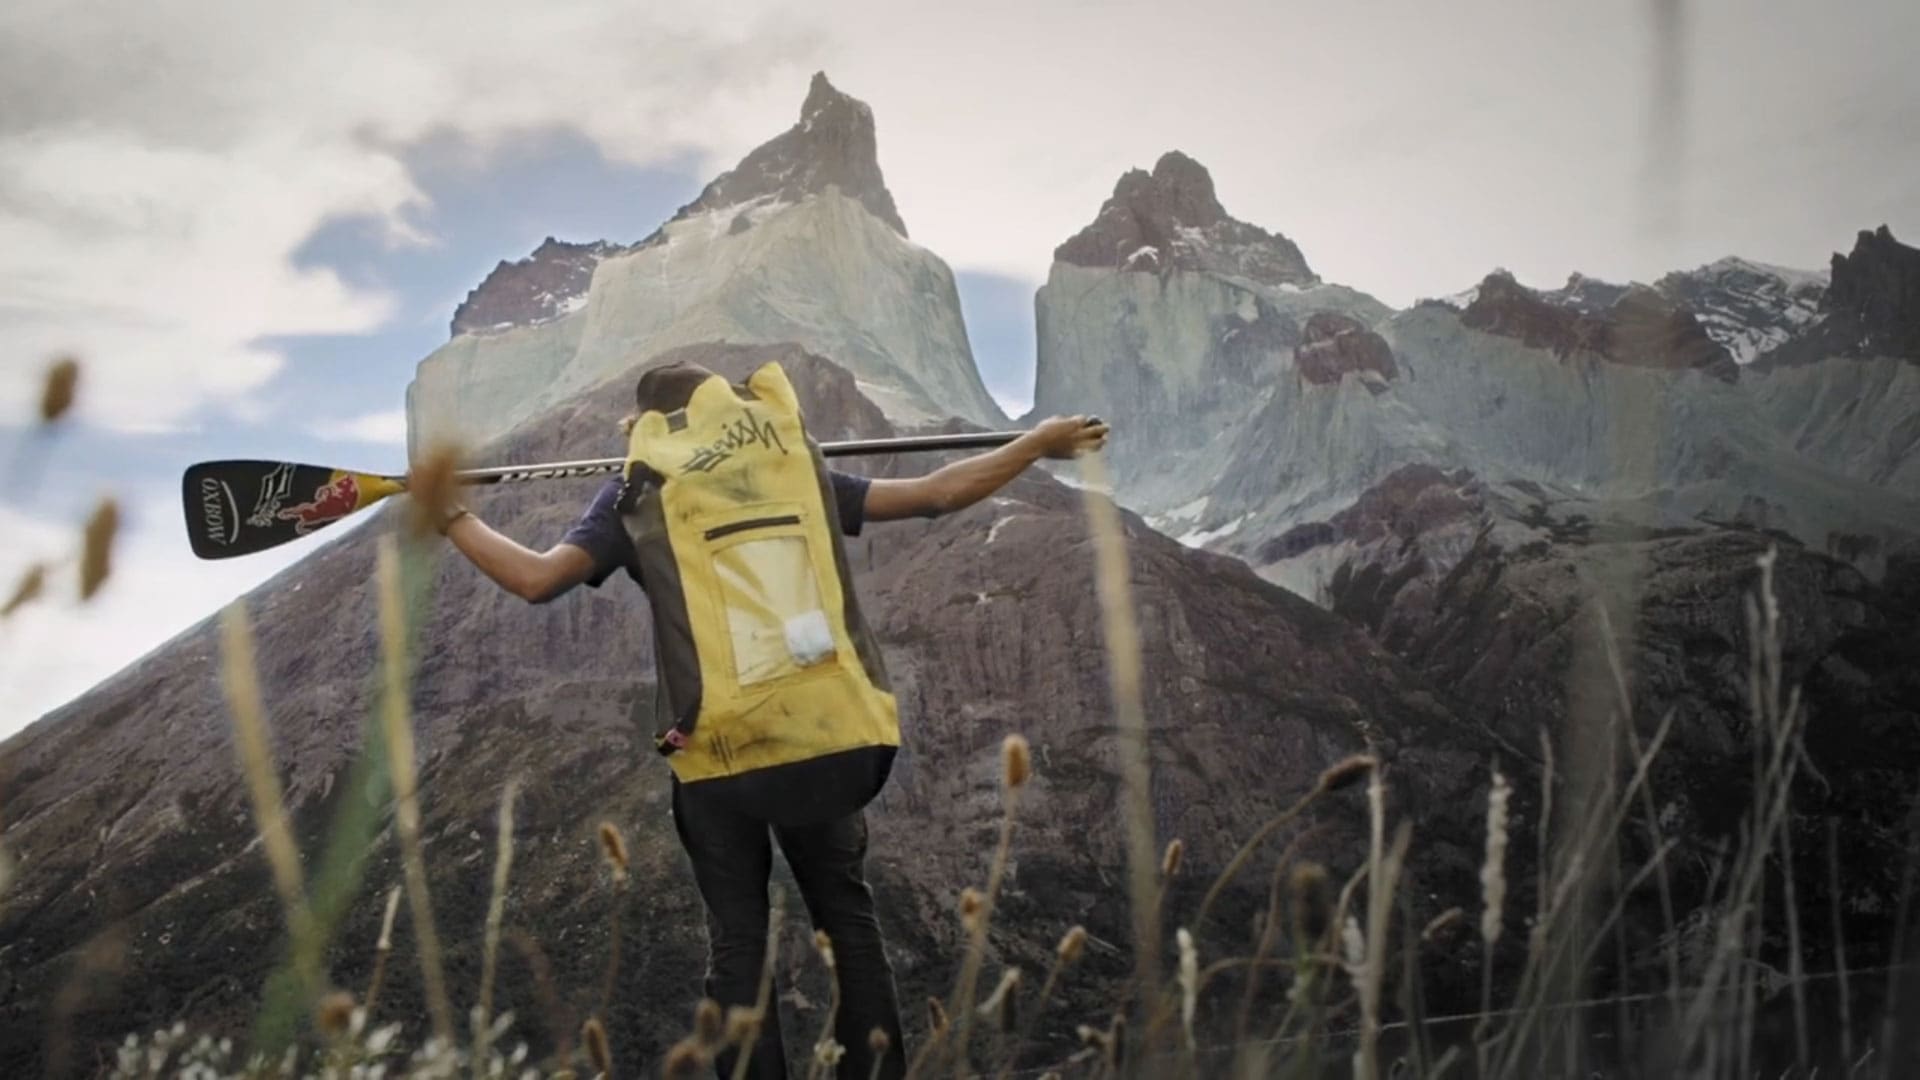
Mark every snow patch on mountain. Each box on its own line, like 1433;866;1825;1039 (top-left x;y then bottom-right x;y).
1658;257;1828;365
450;238;622;337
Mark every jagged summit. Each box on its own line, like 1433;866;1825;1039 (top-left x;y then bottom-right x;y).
1654;256;1826;365
1461;270;1736;381
1054;150;1317;287
1433;252;1831;367
446;75;904;341
449;237;622;337
650;72;906;239
1757;225;1920;367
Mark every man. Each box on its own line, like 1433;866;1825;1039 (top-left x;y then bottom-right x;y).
433;360;1108;1078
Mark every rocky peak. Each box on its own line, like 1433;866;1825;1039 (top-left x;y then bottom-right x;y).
650;72;907;238
1656;257;1827;365
1824;226;1920;356
1054;151;1317;288
1546;272;1630;315
1294;311;1398;387
1462;271;1736;381
449;237;622;337
1755;226;1920;367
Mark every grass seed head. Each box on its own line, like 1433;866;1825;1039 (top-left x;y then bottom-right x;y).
1103;1013;1127;1070
597;822;629;884
1422;906;1466;942
581;1016;612;1077
977;967;1021;1031
1317;754;1378;794
315;991;356;1039
1002;733;1031;790
810;1038;845;1069
959;886;985;933
376;885;401;951
1480;765;1512;947
663;1036;706;1077
1057;924;1087;964
1160;838;1184;879
927;997;949;1036
2;563;46;618
1176;928;1198;1040
1288;861;1334;946
79;497;118;600
692;997;723;1045
405;442;466;538
723;1007;760;1046
39;356;79;423
813;928;836;972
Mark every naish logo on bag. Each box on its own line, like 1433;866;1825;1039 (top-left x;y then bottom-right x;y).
683;412;788;474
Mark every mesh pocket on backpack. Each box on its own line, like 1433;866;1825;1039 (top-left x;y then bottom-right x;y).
710;526;836;687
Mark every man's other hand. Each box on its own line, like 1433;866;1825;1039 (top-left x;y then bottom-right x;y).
1032;415;1110;460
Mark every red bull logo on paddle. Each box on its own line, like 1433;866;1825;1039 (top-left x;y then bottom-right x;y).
277;471;363;534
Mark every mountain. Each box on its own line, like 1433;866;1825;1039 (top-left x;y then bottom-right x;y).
1656;257;1827;365
644;72;907;240
1053;151;1316;287
449;238;623;337
1756;225;1920;369
1024;161;1919;600
1029;151;1387;512
6;90;1919;1076
1462;271;1739;381
407;73;1004;455
1736;227;1920;493
1512;257;1830;367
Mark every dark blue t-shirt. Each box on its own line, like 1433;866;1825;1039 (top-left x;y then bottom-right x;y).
561;473;872;588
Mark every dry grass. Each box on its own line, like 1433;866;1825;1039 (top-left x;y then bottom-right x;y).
1077;451;1162;1006
64;386;1904;1080
375;534;455;1045
475;779;518;1068
403;441;468;539
79;496;118;600
596;819;630;1016
1;561;45;618
218;601;321;1007
38;356;79;423
95;536;1899;1079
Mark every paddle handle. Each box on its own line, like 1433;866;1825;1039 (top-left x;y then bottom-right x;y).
450;429;1032;486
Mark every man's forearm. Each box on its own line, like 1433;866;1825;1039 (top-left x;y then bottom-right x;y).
922;432;1048;515
444;514;559;602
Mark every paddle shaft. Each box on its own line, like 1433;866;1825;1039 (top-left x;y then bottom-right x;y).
448;429;1027;486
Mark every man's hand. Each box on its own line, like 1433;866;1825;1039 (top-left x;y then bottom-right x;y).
864;414;1113;522
1030;415;1110;460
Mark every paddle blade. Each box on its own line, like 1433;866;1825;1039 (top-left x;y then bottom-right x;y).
183;460;404;559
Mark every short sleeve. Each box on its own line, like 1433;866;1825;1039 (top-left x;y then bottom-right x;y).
560;478;640;587
830;470;870;537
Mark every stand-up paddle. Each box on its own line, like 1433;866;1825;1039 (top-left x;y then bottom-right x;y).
182;428;1051;560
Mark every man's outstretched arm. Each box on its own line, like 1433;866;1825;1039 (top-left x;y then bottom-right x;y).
862;415;1109;523
441;512;596;603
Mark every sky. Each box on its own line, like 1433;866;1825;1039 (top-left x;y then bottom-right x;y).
2;0;1917;737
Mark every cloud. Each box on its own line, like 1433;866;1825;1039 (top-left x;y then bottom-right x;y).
6;0;1914;439
0;0;824;434
805;0;1919;302
327;409;409;445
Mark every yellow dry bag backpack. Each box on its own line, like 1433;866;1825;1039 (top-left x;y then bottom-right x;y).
617;362;899;823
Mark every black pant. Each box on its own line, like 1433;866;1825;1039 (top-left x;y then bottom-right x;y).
671;778;907;1079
